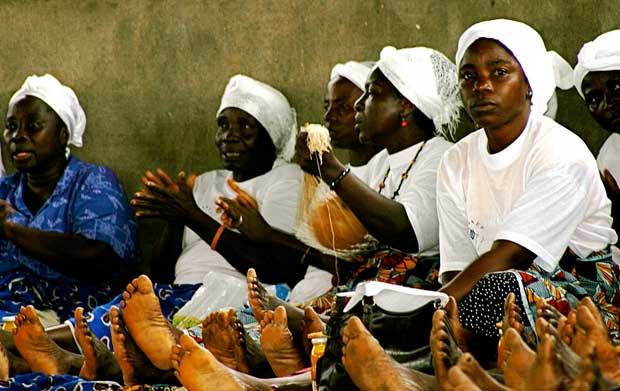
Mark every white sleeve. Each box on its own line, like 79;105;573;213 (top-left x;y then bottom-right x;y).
258;166;303;234
436;154;479;275
495;164;590;272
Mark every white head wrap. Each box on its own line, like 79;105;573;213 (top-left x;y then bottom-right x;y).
330;61;375;91
375;46;462;138
574;30;620;99
8;74;86;155
455;19;557;117
544;51;575;119
217;74;297;162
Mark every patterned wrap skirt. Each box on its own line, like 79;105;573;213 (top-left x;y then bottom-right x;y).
459;247;620;342
299;248;441;315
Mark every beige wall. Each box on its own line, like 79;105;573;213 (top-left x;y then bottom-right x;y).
1;0;618;257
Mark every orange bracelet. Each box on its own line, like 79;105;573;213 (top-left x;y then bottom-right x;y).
210;225;226;250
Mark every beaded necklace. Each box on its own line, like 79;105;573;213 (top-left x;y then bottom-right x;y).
377;140;428;200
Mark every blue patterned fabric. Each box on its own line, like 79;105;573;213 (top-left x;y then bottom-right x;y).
0;155;138;281
0;374;121;391
73;283;201;351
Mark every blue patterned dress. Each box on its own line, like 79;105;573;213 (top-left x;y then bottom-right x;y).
0;156;138;320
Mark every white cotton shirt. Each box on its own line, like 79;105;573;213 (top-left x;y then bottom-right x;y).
437;114;617;276
597;133;620;183
355;137;453;254
174;161;333;303
596;133;620;265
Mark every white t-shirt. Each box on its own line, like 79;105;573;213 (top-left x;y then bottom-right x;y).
437;114;617;276
597;132;620;265
597;133;620;184
354;136;453;254
174;161;333;302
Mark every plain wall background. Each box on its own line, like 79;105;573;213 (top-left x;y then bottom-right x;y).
1;0;618;263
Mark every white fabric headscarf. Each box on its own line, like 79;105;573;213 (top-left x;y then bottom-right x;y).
545;51;575;119
574;30;620;99
375;46;462;139
330;61;375;91
455;19;559;117
217;74;297;162
8;74;86;156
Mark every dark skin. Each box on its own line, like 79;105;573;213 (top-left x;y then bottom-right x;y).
439;39;536;299
581;70;620;234
132;108;308;287
324;77;379;166
218;69;436;281
2;96;124;281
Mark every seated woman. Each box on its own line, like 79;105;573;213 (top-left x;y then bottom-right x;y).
201;46;462;377
326;60;380;166
0;75;310;378
436;19;619;359
0;74;138;322
573;30;620;250
221;46;461;300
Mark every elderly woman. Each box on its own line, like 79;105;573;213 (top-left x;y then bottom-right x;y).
573;30;620;245
224;48;460;292
0;75;316;381
165;46;463;387
436;19;619;357
0;74;137;321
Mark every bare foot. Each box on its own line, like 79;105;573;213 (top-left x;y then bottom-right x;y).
171;333;249;391
300;306;325;356
342;316;415;391
0;343;8;380
456;353;508;391
247;268;285;324
444;297;467;352
74;307;121;381
446;365;481;391
501;328;536;391
202;308;251;374
260;306;306;377
13;305;82;375
431;298;464;391
109;306;175;385
557;309;575;346
574;299;620;383
120;274;180;370
526;333;562;391
568;350;597;391
502;293;524;336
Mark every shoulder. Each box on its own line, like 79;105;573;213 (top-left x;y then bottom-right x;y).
528;116;596;171
68;157;123;190
440;128;484;169
0;173;21;196
599;132;620;157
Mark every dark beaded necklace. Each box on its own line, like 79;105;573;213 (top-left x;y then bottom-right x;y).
377;140;428;200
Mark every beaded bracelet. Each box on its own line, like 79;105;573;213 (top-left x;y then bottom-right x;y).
329;165;351;190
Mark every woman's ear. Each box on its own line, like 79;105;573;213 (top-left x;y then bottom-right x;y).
60;127;70;145
400;99;416;118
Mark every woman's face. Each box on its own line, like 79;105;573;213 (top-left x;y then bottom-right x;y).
4;96;68;173
323;77;364;149
354;69;403;146
582;70;620;133
458;39;530;130
215;107;276;175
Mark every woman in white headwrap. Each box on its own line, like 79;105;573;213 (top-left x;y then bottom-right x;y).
222;47;461;301
0;74;138;321
574;30;620;243
326;60;380;166
436;19;619;359
1;74;312;380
